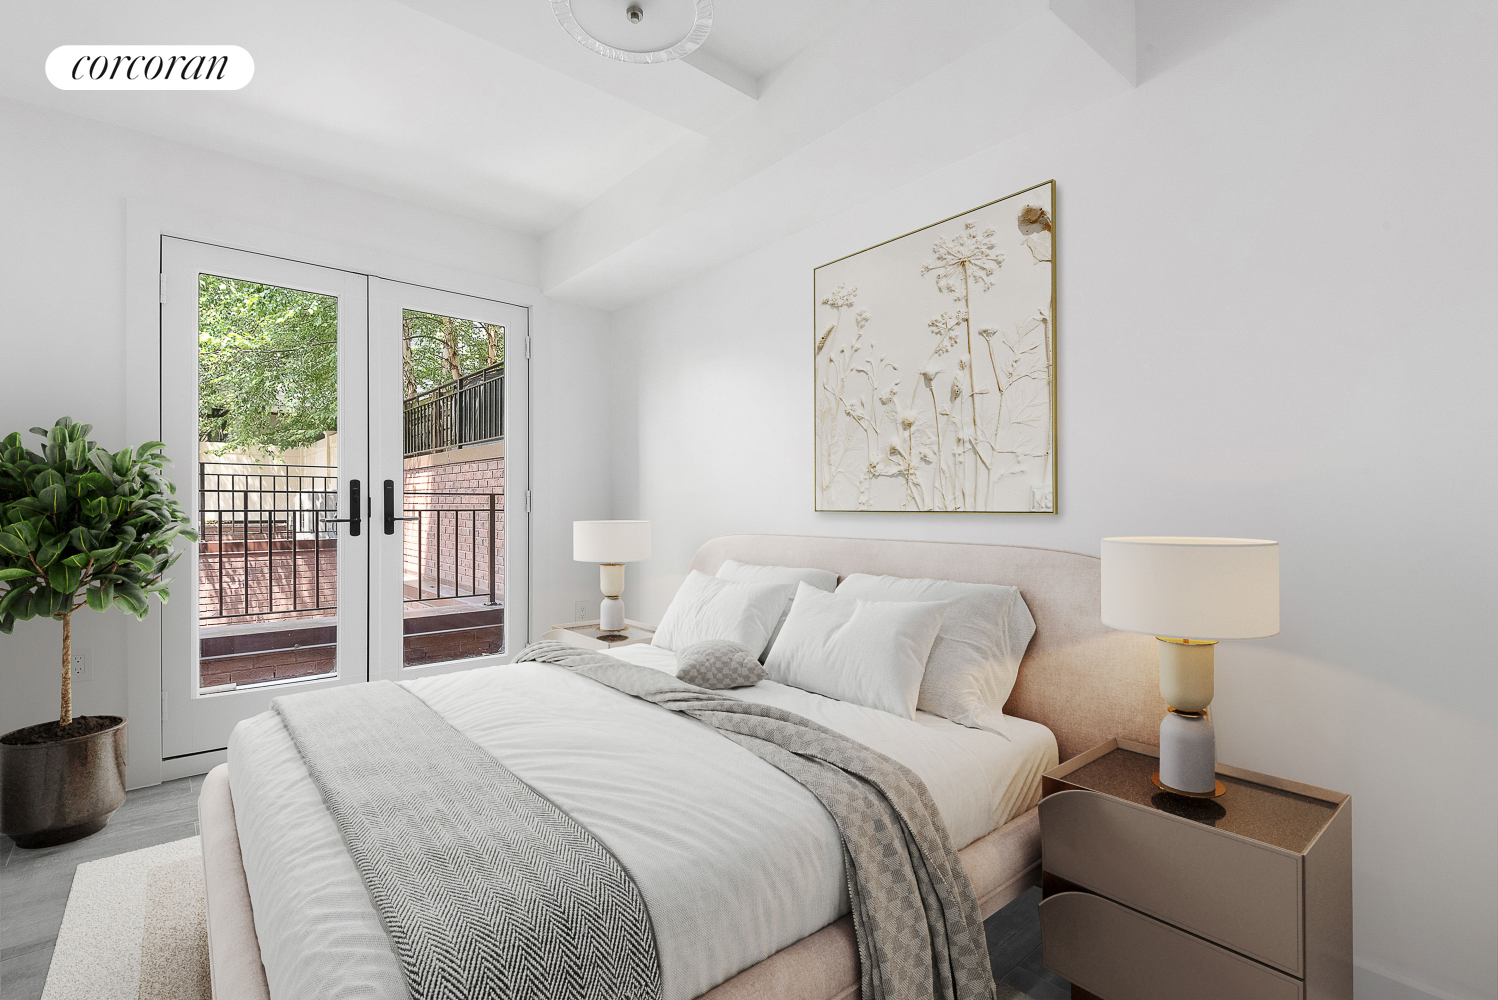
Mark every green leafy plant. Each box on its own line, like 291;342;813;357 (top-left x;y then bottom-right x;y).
0;418;196;730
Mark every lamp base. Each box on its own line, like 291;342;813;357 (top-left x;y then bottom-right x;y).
1150;772;1226;798
1158;708;1219;795
599;596;626;632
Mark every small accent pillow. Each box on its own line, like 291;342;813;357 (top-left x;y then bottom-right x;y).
835;573;1036;738
676;640;767;689
715;559;839;661
651;571;797;657
764;582;950;719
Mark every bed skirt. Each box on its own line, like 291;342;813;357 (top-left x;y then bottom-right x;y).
197;763;1041;1000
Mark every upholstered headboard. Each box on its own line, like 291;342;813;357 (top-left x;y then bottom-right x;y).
690;534;1163;762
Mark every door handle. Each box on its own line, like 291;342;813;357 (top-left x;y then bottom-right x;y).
322;479;361;536
384;479;418;535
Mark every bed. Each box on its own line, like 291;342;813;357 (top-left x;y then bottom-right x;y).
198;533;1165;1000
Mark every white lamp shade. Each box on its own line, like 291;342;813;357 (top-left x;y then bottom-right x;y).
573;521;651;563
1101;537;1279;640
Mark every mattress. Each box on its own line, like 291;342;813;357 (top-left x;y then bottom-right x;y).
227;648;1057;1000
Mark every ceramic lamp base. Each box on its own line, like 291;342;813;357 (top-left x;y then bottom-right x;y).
1158;709;1221;796
599;596;625;632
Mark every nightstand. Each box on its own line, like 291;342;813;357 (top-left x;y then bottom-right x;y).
544;619;657;650
1038;739;1351;1000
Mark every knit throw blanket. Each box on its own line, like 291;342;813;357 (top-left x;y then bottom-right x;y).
273;681;663;1000
516;641;997;1000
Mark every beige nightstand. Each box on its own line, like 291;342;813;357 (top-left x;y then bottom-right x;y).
1038;739;1352;1000
544;619;657;650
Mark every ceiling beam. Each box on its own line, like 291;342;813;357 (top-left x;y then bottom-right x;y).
541;2;1137;309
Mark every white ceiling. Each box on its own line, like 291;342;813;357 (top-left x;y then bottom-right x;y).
0;0;1136;308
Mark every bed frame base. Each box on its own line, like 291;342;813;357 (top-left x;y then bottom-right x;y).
199;764;1041;1000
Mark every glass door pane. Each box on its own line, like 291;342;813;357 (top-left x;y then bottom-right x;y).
160;238;369;759
369;279;527;681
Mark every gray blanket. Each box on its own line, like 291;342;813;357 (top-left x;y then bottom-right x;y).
516;641;997;1000
273;681;663;1000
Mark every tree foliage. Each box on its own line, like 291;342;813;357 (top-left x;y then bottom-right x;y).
0;419;196;726
402;310;503;399
194;274;505;458
198;275;338;456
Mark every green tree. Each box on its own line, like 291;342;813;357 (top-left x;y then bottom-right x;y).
0;419;195;728
402;310;503;399
198;275;337;457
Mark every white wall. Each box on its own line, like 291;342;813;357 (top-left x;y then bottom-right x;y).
0;97;612;758
610;3;1498;999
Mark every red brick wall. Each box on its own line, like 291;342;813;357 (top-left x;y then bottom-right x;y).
402;457;506;604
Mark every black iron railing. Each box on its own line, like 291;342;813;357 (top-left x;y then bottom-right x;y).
403;491;501;606
404;363;504;458
198;462;340;621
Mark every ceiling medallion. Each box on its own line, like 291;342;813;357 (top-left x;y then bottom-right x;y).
551;0;713;64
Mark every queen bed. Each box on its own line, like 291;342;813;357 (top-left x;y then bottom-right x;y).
198;534;1164;1000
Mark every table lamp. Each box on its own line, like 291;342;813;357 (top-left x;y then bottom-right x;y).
573;520;651;637
1100;537;1279;797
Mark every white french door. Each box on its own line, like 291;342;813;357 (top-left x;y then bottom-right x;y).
159;239;528;760
368;278;528;682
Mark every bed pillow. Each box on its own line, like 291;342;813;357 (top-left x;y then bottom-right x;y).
764;582;950;719
716;559;839;661
651;571;797;657
676;640;767;689
834;573;1036;738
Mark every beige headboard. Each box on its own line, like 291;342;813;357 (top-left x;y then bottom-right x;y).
690;534;1164;762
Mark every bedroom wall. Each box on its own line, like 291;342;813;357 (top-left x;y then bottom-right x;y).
609;3;1498;999
0;97;614;759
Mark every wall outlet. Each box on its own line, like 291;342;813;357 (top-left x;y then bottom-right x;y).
574;600;591;623
70;651;87;680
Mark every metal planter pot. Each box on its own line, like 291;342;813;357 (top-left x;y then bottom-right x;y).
0;716;127;848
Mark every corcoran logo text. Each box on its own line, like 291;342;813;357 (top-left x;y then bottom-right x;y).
46;46;254;90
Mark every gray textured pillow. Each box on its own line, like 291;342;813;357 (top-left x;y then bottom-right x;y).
676;640;767;689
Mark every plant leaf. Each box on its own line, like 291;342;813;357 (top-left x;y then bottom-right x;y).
0;567;37;581
36;483;67;515
0;532;28;557
85;586;108;612
48;563;82;595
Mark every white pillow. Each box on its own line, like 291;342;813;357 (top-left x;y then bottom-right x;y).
716;559;839;660
834;573;1036;738
764;582;950;719
651;571;797;657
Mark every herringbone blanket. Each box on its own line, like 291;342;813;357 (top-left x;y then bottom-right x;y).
516;641;997;1000
273;681;663;1000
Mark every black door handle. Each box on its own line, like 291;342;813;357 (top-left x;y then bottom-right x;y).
322;479;361;536
384;479;418;535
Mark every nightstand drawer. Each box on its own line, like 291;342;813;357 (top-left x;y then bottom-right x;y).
1039;891;1303;1000
1040;788;1303;975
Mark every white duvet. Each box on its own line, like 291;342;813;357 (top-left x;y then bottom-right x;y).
228;644;1057;1000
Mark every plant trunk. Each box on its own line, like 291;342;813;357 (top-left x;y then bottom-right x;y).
60;613;72;728
441;316;462;384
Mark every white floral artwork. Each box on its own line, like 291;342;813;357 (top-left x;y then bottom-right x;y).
814;181;1056;512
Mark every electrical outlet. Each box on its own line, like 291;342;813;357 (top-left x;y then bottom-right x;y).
71;651;87;680
574;600;590;622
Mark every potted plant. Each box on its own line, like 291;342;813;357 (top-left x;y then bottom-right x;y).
0;418;195;848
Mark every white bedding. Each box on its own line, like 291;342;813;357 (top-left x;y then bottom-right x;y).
228;646;1057;1000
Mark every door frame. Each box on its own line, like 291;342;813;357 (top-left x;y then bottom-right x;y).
123;199;536;787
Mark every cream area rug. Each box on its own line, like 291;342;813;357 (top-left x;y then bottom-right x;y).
42;836;210;1000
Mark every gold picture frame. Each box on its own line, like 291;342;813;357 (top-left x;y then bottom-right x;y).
813;180;1057;513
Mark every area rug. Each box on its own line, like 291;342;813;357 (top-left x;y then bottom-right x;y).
42;836;209;1000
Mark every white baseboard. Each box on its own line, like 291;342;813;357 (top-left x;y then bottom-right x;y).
158;748;227;782
1356;959;1484;1000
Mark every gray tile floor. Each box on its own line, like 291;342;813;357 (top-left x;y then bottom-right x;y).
0;775;202;1000
0;777;1068;1000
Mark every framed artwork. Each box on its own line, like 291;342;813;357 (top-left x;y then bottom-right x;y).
813;180;1056;513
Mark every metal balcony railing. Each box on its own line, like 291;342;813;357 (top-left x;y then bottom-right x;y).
404;363;504;458
197;462;340;621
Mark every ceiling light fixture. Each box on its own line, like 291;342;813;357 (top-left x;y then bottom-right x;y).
550;0;713;65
